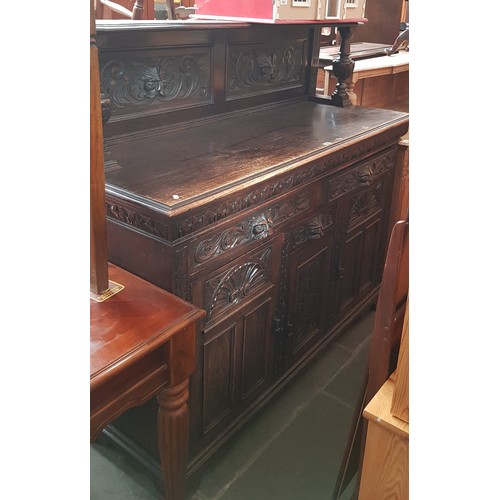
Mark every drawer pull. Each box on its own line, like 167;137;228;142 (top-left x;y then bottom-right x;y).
305;221;324;240
195;214;273;264
251;215;273;239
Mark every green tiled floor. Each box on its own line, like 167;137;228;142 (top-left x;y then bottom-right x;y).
91;311;374;500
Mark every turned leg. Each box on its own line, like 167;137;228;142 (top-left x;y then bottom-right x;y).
331;26;355;107
346;77;357;105
157;379;190;500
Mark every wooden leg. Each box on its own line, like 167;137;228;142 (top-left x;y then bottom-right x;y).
331;26;355;107
157;379;190;500
346;77;357;105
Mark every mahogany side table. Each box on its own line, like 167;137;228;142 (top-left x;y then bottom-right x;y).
90;263;205;499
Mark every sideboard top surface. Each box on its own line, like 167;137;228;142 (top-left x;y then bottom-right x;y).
105;100;408;211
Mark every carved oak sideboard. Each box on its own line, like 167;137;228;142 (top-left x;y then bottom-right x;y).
95;19;409;485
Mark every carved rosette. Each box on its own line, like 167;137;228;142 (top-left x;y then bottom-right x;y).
227;42;304;97
205;248;272;320
100;51;210;113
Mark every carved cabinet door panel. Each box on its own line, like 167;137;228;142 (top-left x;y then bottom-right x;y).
189;291;276;453
282;209;336;370
334;169;394;321
189;238;281;454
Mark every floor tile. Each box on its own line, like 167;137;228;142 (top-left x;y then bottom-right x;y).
91;312;374;500
323;340;371;409
333;312;374;352
187;340;353;498
217;393;354;500
91;439;162;499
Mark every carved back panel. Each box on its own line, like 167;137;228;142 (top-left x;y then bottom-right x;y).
97;22;314;137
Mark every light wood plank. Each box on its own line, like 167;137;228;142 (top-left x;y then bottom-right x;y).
392;303;409;422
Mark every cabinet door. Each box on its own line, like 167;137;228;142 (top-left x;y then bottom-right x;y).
335;171;393;320
189;240;279;452
282;209;336;370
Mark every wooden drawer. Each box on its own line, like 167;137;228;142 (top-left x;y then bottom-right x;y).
327;148;397;205
188;188;313;274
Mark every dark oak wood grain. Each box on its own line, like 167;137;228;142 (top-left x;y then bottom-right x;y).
94;20;409;483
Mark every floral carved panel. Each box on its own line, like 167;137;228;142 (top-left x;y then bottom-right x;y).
100;47;212;118
226;40;306;99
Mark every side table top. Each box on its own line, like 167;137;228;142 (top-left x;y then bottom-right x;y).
90;264;205;390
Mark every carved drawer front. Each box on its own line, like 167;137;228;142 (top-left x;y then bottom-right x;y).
327;148;397;211
189;191;311;272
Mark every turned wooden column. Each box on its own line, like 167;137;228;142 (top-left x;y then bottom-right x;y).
157;380;191;500
157;326;197;500
331;26;355;107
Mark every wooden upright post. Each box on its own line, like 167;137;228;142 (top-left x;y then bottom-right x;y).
331;26;355;107
90;1;109;296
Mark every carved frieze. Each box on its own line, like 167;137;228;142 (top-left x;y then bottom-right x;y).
176;134;401;239
194;194;310;265
176;170;321;237
106;133;401;243
205;247;272;320
227;41;305;99
106;202;169;240
100;48;211;117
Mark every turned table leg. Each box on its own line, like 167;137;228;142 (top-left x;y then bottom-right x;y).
157;325;197;500
157;379;190;500
331;26;355;107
